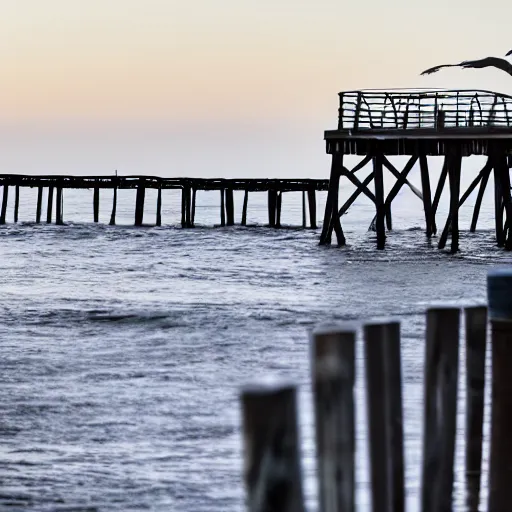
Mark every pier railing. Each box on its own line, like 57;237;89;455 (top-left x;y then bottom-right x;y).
338;89;512;131
239;268;512;511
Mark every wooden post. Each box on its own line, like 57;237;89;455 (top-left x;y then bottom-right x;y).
374;152;386;249
241;190;248;226
364;321;405;512
487;269;512;512
0;184;8;224
46;186;54;224
156;187;162;227
311;324;356;512
14;185;20;223
420;307;460;512
93;186;99;223
494;149;512;250
449;150;462;253
432;158;448;235
307;189;317;229
470;164;492;232
268;190;276;227
181;187;187;227
191;188;196;227
302;191;306;228
135;179;145;226
240;380;305;512
36;186;43;224
464;305;487;510
419;153;434;237
494;166;504;247
225;188;235;226
55;186;63;225
109;185;117;226
220;188;226;227
185;186;192;228
276;192;282;228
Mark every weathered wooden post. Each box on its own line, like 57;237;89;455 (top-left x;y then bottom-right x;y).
487;268;512;512
276;192;282;228
373;152;386;249
226;188;235;226
241;190;249;226
268;190;276;227
419;152;434;238
420;306;460;512
311;324;356;512
36;186;43;224
55;186;63;225
185;185;192;228
93;186;99;223
0;184;8;224
14;185;20;223
191;188;196;226
302;191;307;228
46;186;54;224
464;305;487;510
308;189;317;229
110;184;117;226
364;320;405;512
240;379;305;512
135;179;145;226
156;187;162;227
220;189;226;227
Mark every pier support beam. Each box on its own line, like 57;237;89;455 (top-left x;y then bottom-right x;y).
241;190;248;226
268;190;277;227
47;186;54;224
419;153;434;237
225;188;234;226
493;147;512;250
93;186;99;223
470;162;492;232
219;188;225;227
36;186;43;224
156;187;162;227
14;185;19;223
374;152;386;249
191;188;196;227
0;184;8;224
56;186;63;225
110;186;117;226
307;189;317;229
276;191;282;228
135;179;145;226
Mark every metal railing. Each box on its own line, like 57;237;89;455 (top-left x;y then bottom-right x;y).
338;89;512;130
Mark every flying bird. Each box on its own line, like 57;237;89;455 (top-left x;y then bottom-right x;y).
507;49;512;56
421;56;512;77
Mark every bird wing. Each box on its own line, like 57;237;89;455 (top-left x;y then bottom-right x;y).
507;49;512;56
420;64;457;75
460;57;512;76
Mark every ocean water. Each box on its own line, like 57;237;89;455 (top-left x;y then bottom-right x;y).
1;159;512;512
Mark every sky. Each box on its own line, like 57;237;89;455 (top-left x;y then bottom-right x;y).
2;0;512;177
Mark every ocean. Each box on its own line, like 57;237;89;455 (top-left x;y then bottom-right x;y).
1;160;511;511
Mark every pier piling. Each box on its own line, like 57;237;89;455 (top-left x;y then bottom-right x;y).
191;188;196;226
374;153;386;249
225;188;234;226
219;189;225;227
156;187;162;227
135;179;145;226
93;186;99;223
311;325;356;512
241;190;248;226
56;186;63;225
0;185;7;225
14;185;19;223
36;186;43;224
46;186;53;224
307;189;317;229
109;185;117;226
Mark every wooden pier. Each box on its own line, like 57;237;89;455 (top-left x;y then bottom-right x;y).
0;176;328;229
320;88;512;252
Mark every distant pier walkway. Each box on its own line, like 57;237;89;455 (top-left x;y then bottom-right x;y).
0;175;328;229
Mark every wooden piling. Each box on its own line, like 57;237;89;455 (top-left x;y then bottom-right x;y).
241;190;248;226
109;185;117;226
226;188;235;226
419;153;434;238
156;187;162;227
36;186;43;224
55;186;63;225
93;186;99;223
308;189;317;229
364;320;405;512
319;153;345;245
220;188;226;227
464;305;487;510
240;380;305;512
268;190;276;227
311;325;356;512
494;167;504;247
487;269;512;512
494;150;512;250
135;179;145;226
0;184;7;224
470;162;492;232
374;152;386;249
191;188;196;227
432;159;448;234
185;186;192;228
302;191;306;228
420;306;460;512
14;185;19;223
46;186;53;224
276;192;282;228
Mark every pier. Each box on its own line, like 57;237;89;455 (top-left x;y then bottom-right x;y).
0;176;328;229
320;88;512;252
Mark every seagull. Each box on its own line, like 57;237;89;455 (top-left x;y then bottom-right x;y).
421;56;512;77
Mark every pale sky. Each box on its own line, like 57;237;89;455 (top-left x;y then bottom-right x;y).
2;0;512;176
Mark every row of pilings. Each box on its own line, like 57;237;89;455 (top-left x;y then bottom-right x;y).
0;176;327;228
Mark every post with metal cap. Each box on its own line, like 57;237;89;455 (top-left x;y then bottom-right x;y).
240;379;305;512
487;268;512;512
311;324;356;512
